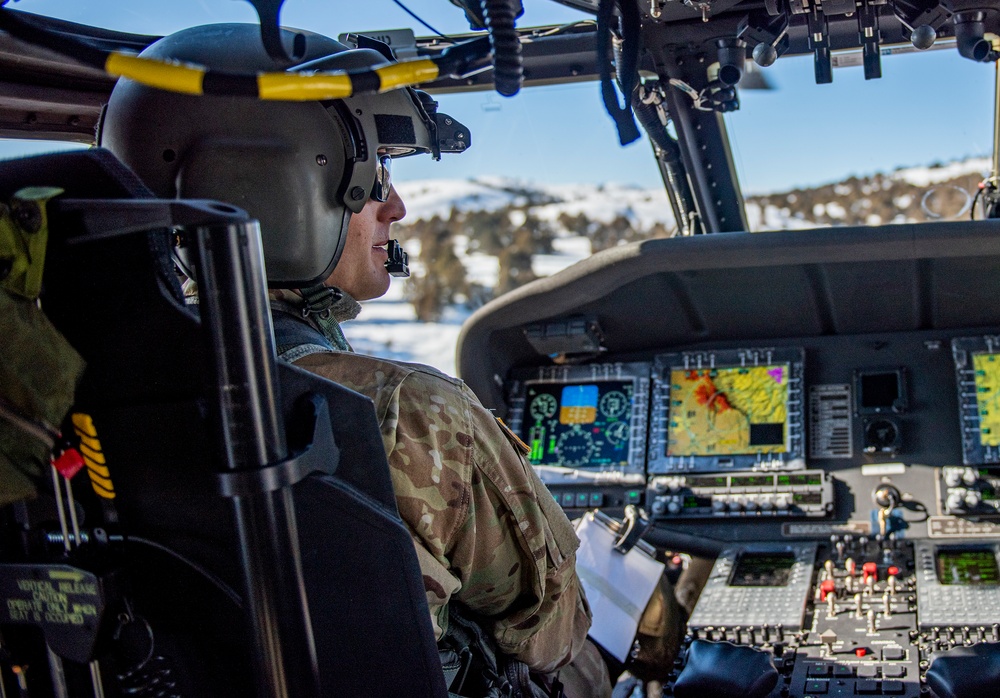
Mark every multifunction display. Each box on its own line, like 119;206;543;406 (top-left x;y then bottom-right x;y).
505;363;649;482
649;348;806;473
666;364;789;456
936;548;1000;586
730;551;797;587
522;381;634;468
953;336;1000;465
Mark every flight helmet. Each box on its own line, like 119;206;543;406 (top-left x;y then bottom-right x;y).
99;23;468;287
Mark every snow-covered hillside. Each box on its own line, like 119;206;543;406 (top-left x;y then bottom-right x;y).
348;157;991;376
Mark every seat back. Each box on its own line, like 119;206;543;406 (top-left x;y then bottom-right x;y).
0;149;447;697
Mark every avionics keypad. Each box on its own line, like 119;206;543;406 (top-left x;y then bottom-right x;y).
688;542;817;630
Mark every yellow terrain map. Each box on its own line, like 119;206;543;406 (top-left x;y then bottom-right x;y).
668;365;788;455
974;353;1000;447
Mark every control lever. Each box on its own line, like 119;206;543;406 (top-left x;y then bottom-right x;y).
612;505;652;554
873;484;901;537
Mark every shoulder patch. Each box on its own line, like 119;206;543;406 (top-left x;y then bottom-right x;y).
496;418;531;456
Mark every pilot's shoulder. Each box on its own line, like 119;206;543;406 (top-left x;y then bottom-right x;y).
294;351;466;399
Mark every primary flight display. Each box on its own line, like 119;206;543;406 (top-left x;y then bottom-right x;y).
522;380;634;468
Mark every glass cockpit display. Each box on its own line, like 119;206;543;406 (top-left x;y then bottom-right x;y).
523;381;633;468
666;365;789;456
971;353;1000;448
506;363;650;477
953;337;1000;464
935;548;1000;586
648;348;806;473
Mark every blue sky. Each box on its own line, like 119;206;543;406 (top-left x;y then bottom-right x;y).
1;0;994;193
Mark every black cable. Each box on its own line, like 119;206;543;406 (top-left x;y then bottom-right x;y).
390;0;448;38
481;0;523;97
597;0;640;145
128;536;244;610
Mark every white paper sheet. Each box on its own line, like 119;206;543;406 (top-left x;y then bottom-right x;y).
574;514;665;662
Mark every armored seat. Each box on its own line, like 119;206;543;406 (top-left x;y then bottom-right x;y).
0;149;447;697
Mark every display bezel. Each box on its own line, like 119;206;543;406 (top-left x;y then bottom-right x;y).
648;347;806;473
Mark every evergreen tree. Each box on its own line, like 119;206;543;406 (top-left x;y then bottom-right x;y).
404;212;469;322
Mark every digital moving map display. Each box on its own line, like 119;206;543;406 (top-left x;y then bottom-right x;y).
522;381;634;468
953;337;1000;464
972;353;1000;448
667;365;789;456
648;348;806;473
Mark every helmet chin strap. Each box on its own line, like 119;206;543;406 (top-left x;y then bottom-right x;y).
384;240;410;278
299;284;343;319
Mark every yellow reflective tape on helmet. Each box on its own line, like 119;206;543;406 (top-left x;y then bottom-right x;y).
71;413;97;438
83;458;110;479
86;468;114;493
72;413;115;500
257;72;353;101
375;60;440;91
78;442;106;466
105;52;205;95
76;431;104;456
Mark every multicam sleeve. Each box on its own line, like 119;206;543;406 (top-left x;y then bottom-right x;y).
446;383;592;672
383;370;591;671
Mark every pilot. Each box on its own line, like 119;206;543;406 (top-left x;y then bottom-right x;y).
99;23;613;696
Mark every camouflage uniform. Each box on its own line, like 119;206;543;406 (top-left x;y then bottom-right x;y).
269;290;597;677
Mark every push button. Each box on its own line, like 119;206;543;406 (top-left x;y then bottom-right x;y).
804;680;829;694
857;665;879;678
834;665;854;678
575;492;589;507
881;647;905;661
561;493;575;507
882;666;905;678
589;492;604;507
807;664;832;677
855;679;879;694
882;680;904;695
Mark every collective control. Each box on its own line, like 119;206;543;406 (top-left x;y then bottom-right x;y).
942;466;999;515
648;469;834;519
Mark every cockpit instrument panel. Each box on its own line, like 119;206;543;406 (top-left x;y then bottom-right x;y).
506;363;649;484
953;336;1000;465
648;348;805;473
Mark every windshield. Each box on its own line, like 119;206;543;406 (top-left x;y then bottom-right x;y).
727;47;994;229
1;1;996;374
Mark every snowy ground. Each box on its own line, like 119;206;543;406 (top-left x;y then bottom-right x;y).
350;156;989;375
343;234;591;376
344;282;471;376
